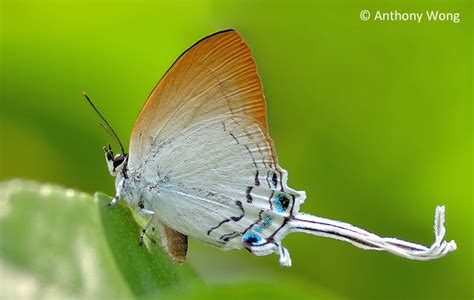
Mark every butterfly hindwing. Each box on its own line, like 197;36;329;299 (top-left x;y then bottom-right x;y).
140;116;305;251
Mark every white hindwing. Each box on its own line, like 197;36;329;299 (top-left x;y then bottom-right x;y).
130;116;305;255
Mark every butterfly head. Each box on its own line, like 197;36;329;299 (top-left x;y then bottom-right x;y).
104;144;127;177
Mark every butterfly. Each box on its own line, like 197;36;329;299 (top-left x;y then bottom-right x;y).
84;29;456;266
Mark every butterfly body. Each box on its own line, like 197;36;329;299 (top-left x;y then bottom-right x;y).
91;29;456;266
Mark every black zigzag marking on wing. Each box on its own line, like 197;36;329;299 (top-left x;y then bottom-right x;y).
207;200;245;235
230;201;245;221
254;171;260;186
207;218;230;235
246;186;253;203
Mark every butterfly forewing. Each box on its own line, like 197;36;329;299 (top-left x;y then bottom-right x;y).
129;30;268;161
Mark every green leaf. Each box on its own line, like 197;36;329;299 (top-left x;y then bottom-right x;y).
182;282;341;300
0;179;342;300
0;179;201;299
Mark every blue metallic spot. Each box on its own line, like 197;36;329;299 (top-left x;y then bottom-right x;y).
243;232;262;245
254;214;273;232
263;215;272;225
274;192;290;212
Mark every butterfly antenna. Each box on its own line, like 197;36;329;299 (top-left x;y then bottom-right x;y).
82;92;126;154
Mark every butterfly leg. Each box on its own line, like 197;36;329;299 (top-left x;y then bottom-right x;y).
139;208;155;246
108;177;124;207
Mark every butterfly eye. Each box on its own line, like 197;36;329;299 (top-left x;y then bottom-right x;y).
138;201;144;209
243;232;262;246
112;155;124;169
274;192;290;213
113;154;125;170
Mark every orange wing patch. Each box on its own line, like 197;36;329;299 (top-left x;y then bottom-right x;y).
129;30;268;160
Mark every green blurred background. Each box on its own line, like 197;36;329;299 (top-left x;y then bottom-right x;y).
1;0;472;299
